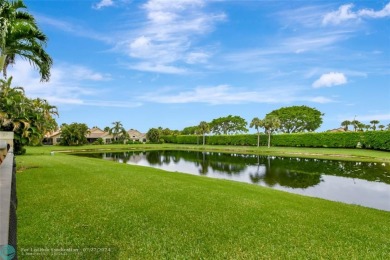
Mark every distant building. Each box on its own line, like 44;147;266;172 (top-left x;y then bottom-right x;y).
86;127;113;144
326;127;347;133
127;129;147;143
43;127;146;145
43;130;62;145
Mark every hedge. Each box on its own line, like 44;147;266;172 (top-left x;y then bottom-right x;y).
161;131;390;151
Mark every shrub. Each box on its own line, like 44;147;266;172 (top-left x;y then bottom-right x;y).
161;131;390;151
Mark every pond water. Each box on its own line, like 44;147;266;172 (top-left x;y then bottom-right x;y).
75;150;390;211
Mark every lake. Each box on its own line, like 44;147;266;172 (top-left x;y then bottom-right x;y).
75;150;390;211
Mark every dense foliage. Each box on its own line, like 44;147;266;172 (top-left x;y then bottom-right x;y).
0;77;57;154
146;128;161;143
266;105;323;133
209;115;248;135
0;0;54;154
59;123;89;146
162;131;390;151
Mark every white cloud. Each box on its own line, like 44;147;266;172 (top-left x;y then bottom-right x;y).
6;60;135;108
323;2;390;25
358;2;390;18
93;0;115;10
185;51;210;64
138;85;334;105
36;14;112;43
127;62;188;74
117;0;225;73
312;72;347;88
322;4;358;25
72;66;111;81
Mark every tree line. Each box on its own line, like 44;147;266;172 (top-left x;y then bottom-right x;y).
148;105;324;147
340;119;389;132
148;105;389;148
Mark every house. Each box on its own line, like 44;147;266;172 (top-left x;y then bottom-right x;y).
43;130;62;145
43;127;146;145
127;129;147;143
86;127;113;144
327;127;347;133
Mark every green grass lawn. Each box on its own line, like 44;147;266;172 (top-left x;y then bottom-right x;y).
16;145;390;259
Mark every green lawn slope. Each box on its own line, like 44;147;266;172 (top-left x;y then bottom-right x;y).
16;146;390;259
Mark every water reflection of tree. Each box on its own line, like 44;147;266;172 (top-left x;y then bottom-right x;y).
81;151;390;184
248;156;322;189
146;151;162;165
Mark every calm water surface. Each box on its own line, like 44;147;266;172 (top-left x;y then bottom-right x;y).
76;150;390;211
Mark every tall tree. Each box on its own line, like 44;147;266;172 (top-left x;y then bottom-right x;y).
109;121;127;143
266;105;323;133
210;115;248;135
198;121;210;145
341;120;351;131
263;115;280;148
351;120;360;132
370;120;380;131
250;117;264;147
0;0;52;81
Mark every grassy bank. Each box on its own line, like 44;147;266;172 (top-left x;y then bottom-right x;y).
16;146;390;259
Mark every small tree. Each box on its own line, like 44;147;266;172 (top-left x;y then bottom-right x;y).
109;121;127;143
263;115;280;148
378;125;385;131
146;128;160;143
198;121;210;145
60;123;89;146
341;120;351;131
250;117;264;147
351;120;360;132
370;120;380;131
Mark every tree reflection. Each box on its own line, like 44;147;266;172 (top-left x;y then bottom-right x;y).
78;150;390;185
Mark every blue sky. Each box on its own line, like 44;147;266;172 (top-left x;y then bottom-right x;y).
9;0;390;133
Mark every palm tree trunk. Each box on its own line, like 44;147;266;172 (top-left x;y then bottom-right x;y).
257;130;260;147
0;54;6;74
268;130;271;148
203;134;205;145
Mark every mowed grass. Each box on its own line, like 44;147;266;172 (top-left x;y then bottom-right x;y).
16;146;390;259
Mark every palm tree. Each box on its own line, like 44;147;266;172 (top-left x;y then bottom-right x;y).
198;121;209;145
357;122;365;132
0;0;52;81
351;120;360;132
263;115;280;148
109;121;126;142
378;125;385;131
250;117;264;147
387;124;390;131
370;120;380;131
340;120;351;131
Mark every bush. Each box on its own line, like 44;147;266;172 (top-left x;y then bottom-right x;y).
161;131;390;151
